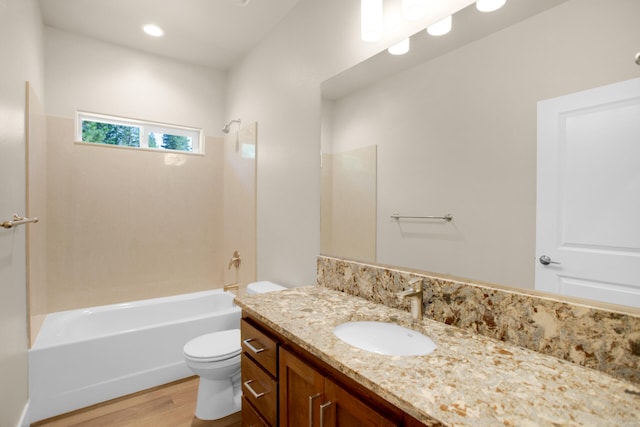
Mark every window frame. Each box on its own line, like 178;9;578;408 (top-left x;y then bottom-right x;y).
76;111;204;154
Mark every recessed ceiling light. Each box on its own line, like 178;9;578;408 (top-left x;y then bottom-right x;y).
143;24;164;37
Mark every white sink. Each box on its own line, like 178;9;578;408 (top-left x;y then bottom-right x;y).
333;321;436;356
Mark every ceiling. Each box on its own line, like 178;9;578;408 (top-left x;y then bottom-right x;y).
39;0;301;70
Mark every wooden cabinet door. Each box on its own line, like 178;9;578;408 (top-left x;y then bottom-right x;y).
279;348;324;427
324;379;398;427
279;347;399;427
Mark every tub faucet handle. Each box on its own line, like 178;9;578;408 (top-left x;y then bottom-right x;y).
228;250;241;270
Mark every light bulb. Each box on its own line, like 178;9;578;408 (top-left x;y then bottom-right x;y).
361;0;383;42
427;15;451;36
388;38;410;55
476;0;507;12
402;0;428;21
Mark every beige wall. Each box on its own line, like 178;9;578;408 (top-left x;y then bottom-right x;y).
44;117;226;311
226;0;475;287
0;0;45;425
44;27;226;137
325;0;640;289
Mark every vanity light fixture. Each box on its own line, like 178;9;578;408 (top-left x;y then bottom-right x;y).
402;0;428;21
476;0;507;12
143;24;164;37
426;15;452;36
388;38;410;55
361;0;383;42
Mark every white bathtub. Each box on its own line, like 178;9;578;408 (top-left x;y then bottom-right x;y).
28;289;241;422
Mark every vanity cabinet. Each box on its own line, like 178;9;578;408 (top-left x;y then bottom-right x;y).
241;319;278;426
241;313;430;427
279;347;398;427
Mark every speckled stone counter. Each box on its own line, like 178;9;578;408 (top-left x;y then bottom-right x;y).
235;286;640;427
317;256;640;384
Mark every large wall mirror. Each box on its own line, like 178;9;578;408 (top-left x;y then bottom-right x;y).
321;0;640;308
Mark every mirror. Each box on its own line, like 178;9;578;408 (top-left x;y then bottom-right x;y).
321;0;640;306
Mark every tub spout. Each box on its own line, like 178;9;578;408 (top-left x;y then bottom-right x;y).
223;283;239;292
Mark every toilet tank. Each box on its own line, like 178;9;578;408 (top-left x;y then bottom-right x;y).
247;281;286;295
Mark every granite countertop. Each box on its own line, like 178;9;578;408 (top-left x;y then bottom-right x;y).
235;285;640;427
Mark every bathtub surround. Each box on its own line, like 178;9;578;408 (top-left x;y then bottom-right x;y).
44;116;226;312
34;25;238;316
29;289;240;423
26;83;49;347
317;256;640;384
223;122;258;290
320;145;377;262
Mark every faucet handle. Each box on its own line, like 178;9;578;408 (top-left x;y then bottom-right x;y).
408;277;423;291
228;250;241;270
398;277;424;321
397;277;423;299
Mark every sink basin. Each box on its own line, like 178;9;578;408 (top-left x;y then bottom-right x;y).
333;321;436;356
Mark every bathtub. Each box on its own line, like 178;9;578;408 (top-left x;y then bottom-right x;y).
28;289;241;423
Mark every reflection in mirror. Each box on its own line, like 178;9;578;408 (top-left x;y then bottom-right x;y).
321;0;640;307
321;145;377;262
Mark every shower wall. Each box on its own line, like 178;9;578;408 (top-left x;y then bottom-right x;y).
38;26;230;314
45;117;225;312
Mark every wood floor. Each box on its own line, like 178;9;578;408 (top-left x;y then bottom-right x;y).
32;377;242;427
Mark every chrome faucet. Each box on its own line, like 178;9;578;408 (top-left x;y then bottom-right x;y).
398;277;424;321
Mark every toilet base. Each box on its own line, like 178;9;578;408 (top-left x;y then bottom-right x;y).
194;375;241;420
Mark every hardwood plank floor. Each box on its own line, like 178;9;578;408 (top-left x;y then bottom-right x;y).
32;377;242;427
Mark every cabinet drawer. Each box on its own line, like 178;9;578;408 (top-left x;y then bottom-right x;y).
242;355;277;426
242;396;269;427
241;318;278;376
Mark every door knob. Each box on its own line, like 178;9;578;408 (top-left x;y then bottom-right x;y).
539;255;560;266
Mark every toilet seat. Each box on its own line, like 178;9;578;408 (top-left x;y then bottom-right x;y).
184;329;241;362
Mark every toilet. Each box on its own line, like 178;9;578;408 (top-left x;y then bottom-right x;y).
183;281;286;420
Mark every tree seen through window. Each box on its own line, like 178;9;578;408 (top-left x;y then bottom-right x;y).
82;121;140;147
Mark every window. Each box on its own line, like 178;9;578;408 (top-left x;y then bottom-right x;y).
77;112;203;154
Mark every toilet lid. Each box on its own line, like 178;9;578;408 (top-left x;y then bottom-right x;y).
184;329;241;361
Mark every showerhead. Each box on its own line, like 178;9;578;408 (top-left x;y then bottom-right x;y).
221;118;241;134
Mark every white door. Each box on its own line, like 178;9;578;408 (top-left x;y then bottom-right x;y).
536;77;640;307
